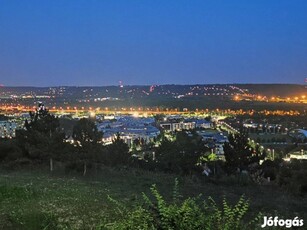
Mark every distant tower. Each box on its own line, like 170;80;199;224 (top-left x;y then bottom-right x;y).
119;80;123;88
149;85;155;92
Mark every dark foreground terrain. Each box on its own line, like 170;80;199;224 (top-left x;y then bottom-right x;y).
0;166;306;229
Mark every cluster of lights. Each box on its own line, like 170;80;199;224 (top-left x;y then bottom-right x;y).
0;104;305;118
234;94;306;103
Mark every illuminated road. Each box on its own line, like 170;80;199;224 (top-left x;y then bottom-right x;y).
0;105;207;115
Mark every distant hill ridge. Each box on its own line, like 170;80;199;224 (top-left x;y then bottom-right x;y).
1;84;306;98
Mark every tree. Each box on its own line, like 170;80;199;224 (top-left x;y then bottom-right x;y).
106;133;130;166
72;118;103;175
224;129;263;174
16;103;66;171
156;131;207;175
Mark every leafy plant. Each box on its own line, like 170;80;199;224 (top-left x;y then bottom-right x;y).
100;179;260;230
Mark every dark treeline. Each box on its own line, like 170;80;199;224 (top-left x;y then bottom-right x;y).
0;105;130;176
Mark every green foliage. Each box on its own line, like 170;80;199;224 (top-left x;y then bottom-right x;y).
105;133;130;166
199;152;217;164
224;129;264;174
102;195;154;230
211;195;252;229
5;106;132;173
155;131;207;174
72;118;103;175
72;118;102;148
102;180;258;230
15;104;67;163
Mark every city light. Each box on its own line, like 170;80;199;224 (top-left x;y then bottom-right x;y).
89;111;96;118
132;112;139;118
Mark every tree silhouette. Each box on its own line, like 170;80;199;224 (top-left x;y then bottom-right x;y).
224;129;263;174
16;103;65;171
106;133;130;166
72;118;103;175
156;131;207;175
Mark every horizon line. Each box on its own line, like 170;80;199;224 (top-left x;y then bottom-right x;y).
1;83;306;88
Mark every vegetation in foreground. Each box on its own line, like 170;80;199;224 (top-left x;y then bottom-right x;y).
0;167;306;229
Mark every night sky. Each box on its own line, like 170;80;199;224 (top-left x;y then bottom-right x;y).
1;0;307;86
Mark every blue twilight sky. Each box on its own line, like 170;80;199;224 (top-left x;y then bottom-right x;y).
0;0;307;86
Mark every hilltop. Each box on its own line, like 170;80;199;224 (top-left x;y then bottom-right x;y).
1;84;306;98
1;84;306;111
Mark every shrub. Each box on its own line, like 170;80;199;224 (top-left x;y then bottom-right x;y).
277;161;307;195
100;179;261;230
0;139;22;161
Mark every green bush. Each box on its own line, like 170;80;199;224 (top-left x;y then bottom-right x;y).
100;179;261;230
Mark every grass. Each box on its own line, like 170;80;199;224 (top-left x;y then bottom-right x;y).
0;167;306;229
